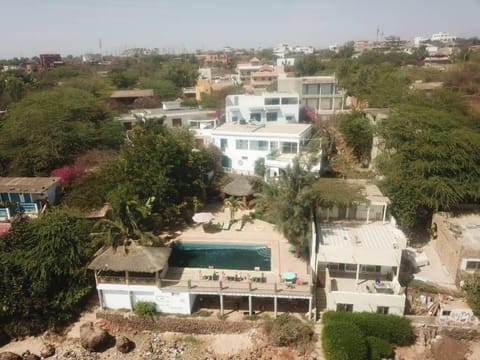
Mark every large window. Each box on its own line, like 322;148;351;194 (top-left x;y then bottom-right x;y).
320;83;334;94
250;113;261;122
303;84;319;95
250;140;268;151
337;303;353;312
466;260;480;270
270;141;279;152
264;98;280;105
281;142;298;154
376;306;389;314
235;139;248;150
281;97;298;105
266;112;278;121
220;138;228;150
361;265;381;273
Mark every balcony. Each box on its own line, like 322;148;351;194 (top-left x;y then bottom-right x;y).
326;269;402;295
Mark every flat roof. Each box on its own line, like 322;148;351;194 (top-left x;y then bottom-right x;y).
0;177;60;193
318;222;406;267
212;123;311;137
110;89;154;98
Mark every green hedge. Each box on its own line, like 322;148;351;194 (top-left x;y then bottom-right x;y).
366;336;394;360
322;311;414;346
322;321;368;360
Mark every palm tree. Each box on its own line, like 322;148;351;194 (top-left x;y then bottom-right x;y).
223;196;245;222
94;191;158;251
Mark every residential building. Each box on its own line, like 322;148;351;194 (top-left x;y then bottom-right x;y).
276;58;295;66
118;107;217;130
0;177;61;220
110;89;155;106
249;65;285;89
39;53;63;71
82;53;102;64
313;180;407;315
211;92;319;175
277;75;348;120
195;77;237;102
203;52;228;65
431;32;457;43
432;212;480;284
236;57;262;83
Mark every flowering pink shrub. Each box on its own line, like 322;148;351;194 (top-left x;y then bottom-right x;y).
51;166;85;188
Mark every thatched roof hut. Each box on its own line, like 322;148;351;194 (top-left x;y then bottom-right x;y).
222;176;254;197
88;246;171;273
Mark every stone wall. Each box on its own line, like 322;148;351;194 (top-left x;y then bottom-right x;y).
97;311;254;334
412;322;480;346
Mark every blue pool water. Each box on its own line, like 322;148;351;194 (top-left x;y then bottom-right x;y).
168;242;271;271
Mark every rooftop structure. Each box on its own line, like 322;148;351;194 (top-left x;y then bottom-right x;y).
432;212;480;283
313;180;407;315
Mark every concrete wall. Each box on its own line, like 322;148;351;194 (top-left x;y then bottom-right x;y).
326;290;406;315
432;213;463;281
98;284;196;315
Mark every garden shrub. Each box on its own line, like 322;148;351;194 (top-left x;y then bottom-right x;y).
264;314;314;349
322;311;414;346
134;301;158;316
322;321;367;360
366;336;394;360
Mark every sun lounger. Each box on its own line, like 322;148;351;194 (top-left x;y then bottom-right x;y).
222;221;231;230
235;220;244;231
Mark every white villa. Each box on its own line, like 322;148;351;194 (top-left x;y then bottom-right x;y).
211;92;317;176
312;180;407;315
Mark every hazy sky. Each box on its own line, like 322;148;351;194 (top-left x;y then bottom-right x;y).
1;0;479;58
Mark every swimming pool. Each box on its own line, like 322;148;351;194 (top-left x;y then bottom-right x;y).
168;242;271;271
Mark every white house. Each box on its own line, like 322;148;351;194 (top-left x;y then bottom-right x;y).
211;92;317;175
314;180;407;315
431;32;457;43
277;75;348;120
89;246;197;315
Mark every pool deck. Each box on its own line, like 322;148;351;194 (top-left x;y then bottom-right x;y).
166;208;310;288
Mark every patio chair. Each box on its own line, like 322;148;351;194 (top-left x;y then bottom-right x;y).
222;221;231;230
235;220;244;231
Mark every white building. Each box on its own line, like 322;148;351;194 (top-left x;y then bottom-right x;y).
277;75;348;120
314;180;407;315
431;32;457;43
210;92;320;175
89;246;197;314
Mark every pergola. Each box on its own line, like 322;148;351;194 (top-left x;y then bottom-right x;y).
221;175;254;207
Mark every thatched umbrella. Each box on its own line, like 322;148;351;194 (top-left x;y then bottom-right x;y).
221;176;254;208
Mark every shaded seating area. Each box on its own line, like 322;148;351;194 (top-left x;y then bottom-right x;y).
221;175;254;208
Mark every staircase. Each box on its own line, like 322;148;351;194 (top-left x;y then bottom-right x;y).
316;288;327;314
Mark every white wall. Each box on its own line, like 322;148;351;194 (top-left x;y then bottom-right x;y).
326;291;406;315
98;284;196;315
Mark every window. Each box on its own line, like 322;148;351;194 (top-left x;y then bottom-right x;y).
250;140;268;151
250;113;261;122
286;115;295;122
337;303;353;312
235;140;248;150
303;84;319;95
264;98;280;105
220;138;228;151
172;118;182;127
320;83;334;95
376;306;389;314
266;112;278;121
281;97;298;105
270;141;279;152
466;261;480;270
361;265;381;273
232;116;238;122
345;263;357;272
281;142;298;154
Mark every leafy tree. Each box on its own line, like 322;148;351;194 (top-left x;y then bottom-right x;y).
463;272;480;316
339;111;375;163
159;60;198;88
377;92;480;229
0;87;123;176
294;54;325;76
223;196;245;222
0;210;94;337
109;70;139;89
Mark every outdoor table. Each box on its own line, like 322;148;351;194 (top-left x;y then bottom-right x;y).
282;271;296;283
203;268;215;280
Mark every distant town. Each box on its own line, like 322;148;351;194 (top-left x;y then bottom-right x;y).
0;28;479;360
